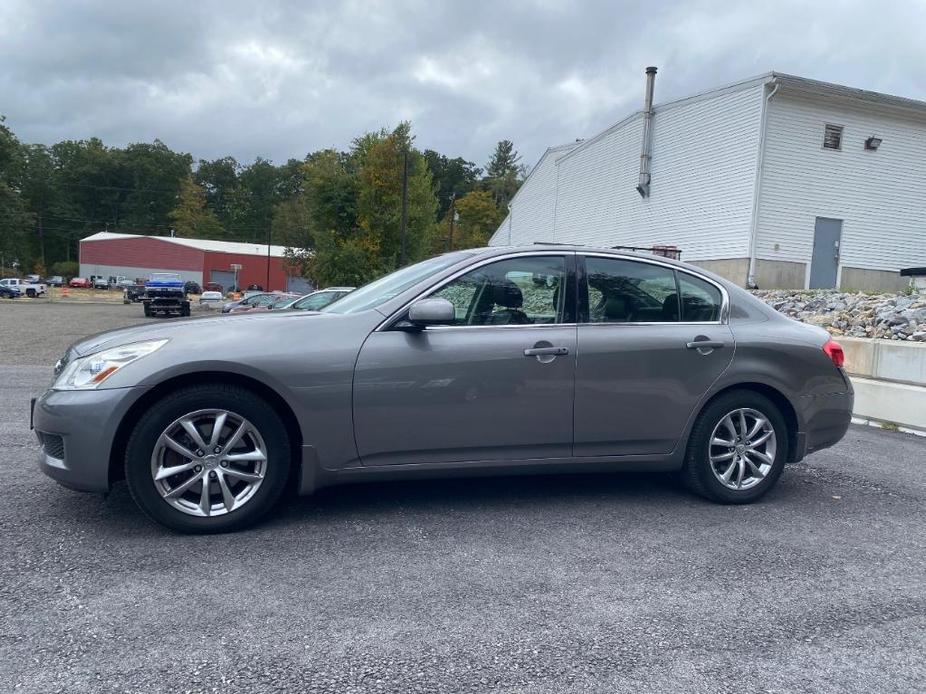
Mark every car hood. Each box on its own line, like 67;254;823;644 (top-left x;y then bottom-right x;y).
68;310;329;357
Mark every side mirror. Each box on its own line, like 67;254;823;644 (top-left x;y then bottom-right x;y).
404;297;455;329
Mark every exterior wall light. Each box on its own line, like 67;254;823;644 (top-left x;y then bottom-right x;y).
864;136;883;150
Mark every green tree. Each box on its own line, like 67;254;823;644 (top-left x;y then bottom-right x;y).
285;150;368;286
423;150;481;220
356;123;437;270
0;117;34;271
117;140;191;231
168;176;224;238
484;139;523;209
194;157;240;233
451;189;505;249
50;260;79;279
234;158;281;243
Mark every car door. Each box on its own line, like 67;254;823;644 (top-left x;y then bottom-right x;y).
353;253;577;466
574;254;734;456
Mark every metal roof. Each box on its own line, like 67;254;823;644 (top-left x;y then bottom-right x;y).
81;231;290;258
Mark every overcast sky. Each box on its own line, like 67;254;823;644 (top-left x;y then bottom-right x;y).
2;0;925;170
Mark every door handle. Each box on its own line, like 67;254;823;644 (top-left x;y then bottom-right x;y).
524;346;569;357
686;340;725;350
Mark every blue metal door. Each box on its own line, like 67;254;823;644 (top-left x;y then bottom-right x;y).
810;218;842;288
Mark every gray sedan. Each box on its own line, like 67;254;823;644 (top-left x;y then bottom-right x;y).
32;246;853;533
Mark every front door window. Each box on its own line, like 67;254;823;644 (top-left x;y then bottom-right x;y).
430;256;567;326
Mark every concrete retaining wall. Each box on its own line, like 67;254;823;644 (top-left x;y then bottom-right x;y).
839;336;926;431
840;267;909;293
690;258;749;286
754;259;806;289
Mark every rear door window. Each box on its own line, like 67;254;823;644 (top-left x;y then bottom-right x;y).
584;257;679;323
677;272;723;322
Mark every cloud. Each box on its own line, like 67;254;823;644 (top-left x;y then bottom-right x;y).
1;0;924;171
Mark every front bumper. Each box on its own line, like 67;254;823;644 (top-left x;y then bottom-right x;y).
32;385;148;493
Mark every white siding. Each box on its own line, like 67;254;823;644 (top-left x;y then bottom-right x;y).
756;92;926;272
489;144;577;245
552;84;765;260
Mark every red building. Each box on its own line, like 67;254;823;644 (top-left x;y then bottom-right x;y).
79;232;312;293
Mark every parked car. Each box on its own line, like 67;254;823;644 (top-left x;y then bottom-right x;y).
0;285;21;299
46;275;65;287
245;293;300;313
90;276;109;290
32;246;854;533
222;292;272;314
199;290;224;305
68;277;91;289
184;281;202;295
0;277;47;297
286;287;355;311
227;293;280;314
122;283;146;303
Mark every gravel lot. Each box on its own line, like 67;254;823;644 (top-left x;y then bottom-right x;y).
1;302;924;693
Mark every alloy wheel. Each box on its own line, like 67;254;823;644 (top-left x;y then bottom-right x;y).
150;409;268;517
708;407;777;491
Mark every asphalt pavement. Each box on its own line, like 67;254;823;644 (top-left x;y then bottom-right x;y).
1;303;924;693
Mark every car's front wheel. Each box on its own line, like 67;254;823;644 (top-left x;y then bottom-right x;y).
124;384;291;533
681;390;788;503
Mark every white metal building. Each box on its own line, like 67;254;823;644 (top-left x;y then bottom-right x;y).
490;70;926;291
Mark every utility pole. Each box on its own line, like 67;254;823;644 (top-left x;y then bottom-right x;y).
446;193;456;252
399;145;409;266
266;225;272;289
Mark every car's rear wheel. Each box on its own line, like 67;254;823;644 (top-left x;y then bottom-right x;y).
681;390;788;503
124;384;291;533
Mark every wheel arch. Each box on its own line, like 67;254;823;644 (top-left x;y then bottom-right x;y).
696;382;800;462
108;371;304;488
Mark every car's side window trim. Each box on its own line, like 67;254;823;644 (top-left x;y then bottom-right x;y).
378;251;576;332
577;253;729;326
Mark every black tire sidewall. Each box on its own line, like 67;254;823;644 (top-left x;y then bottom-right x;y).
685;391;789;504
125;385;291;533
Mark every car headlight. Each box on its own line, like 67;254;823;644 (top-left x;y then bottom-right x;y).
54;339;168;390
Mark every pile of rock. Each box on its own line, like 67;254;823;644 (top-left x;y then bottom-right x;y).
753;290;926;341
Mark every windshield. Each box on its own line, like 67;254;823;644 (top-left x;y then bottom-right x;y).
323;252;475;314
293;291;340;311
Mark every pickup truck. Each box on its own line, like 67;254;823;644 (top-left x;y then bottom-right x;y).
142;272;191;318
0;277;47;297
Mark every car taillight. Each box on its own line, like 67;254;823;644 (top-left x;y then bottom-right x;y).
823;339;845;368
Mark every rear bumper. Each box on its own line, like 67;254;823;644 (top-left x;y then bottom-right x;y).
793;388;854;461
32;385;148;492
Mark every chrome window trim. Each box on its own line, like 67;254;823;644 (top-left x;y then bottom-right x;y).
580;252;730;326
376;251;573;332
376;249;730;332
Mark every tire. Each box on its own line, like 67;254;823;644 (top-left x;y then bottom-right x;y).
681;390;789;504
181;304;191;317
26;288;36;298
143;304;152;317
124;384;292;533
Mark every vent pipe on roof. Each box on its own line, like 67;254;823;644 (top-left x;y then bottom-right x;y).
636;66;657;198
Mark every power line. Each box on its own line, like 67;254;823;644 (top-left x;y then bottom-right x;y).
0;210;278;234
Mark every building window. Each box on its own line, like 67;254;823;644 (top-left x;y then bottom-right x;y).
823;124;843;150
